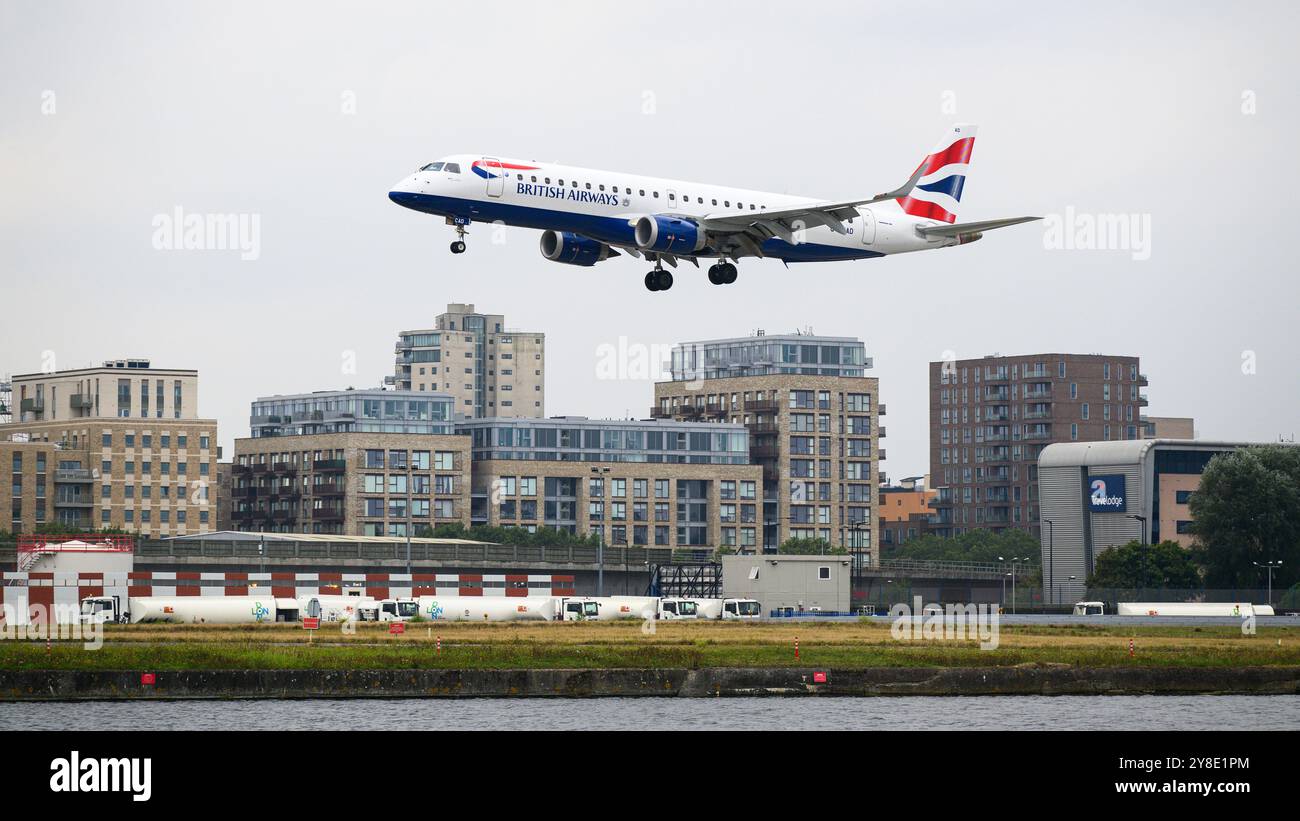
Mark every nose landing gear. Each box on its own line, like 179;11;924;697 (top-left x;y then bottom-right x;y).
449;224;468;254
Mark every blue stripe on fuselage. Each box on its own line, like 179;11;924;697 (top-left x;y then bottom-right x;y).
387;191;885;263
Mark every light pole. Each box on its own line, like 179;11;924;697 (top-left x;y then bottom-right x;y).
1044;519;1055;604
1254;560;1283;606
591;466;610;596
999;556;1029;614
1125;514;1148;592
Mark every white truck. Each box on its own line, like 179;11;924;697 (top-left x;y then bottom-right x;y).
1072;601;1106;616
79;595;297;624
657;598;701;620
375;598;421;622
79;595;131;624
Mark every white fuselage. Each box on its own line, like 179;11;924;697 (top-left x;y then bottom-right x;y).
388;154;957;263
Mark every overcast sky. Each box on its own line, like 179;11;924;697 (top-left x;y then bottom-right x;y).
2;1;1297;475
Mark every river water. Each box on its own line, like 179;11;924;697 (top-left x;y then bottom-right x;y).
2;695;1296;731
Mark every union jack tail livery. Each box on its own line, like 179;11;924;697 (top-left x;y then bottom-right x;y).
896;123;977;223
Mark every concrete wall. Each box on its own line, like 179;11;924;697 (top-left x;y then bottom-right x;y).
722;554;850;613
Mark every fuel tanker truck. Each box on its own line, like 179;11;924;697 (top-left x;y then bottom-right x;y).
417;595;554;622
80;595;297;624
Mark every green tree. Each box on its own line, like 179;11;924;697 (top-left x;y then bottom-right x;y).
1187;445;1300;589
889;529;1040;565
1089;539;1203;590
778;537;845;555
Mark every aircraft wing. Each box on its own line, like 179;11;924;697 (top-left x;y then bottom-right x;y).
915;216;1042;237
696;165;926;246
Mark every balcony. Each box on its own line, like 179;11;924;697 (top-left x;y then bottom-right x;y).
313;459;347;472
53;493;94;507
1139;393;1149;406
877;403;885;416
313;506;345;522
20;397;44;413
1023;386;1052;399
1022;428;1052;440
877;449;886;461
314;482;346;496
271;509;293;521
983;370;1010;383
877;426;886;439
54;468;93;482
271;461;295;473
1137;373;1149;386
231;486;257;499
746;421;780;435
744;398;781;413
252;463;269;473
750;445;780;460
649;405;671;418
69;394;93;411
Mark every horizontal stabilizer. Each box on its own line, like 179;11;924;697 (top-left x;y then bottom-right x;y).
916;216;1041;238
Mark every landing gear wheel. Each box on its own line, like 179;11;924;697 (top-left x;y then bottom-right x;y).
645;272;660;292
709;262;738;284
656;270;674;291
450;240;466;254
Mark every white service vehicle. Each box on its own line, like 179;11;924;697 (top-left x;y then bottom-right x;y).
1072;601;1106;616
79;595;130;624
375;598;421;622
720;598;762;620
657;598;701;620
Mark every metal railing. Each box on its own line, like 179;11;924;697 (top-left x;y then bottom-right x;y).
126;539;719;566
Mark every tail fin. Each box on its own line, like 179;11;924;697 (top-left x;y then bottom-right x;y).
895;123;977;223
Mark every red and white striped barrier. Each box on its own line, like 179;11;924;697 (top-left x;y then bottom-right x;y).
0;570;576;618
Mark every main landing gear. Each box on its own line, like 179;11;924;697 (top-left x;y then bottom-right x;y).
644;260;674;292
449;224;467;254
707;261;738;285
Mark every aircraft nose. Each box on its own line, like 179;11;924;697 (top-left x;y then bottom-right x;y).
388;177;420;208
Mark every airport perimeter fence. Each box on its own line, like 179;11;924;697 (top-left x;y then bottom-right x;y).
0;537;721;569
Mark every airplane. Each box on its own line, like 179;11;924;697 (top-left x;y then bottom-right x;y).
387;123;1039;292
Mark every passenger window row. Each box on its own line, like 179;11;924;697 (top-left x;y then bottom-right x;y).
517;173;762;211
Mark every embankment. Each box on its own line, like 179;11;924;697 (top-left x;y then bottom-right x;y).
3;665;1298;700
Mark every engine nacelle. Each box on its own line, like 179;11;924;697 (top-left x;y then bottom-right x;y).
539;230;617;266
634;215;707;255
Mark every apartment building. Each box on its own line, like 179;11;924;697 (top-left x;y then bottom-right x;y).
652;333;882;564
2;419;219;536
928;353;1147;538
390;303;544;418
12;359;199;422
1;358;218;537
231;390;470;536
458;416;762;550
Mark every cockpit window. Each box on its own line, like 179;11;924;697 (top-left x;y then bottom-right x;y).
444;163;461;174
420;162;444;172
